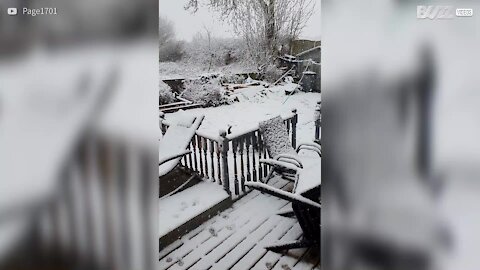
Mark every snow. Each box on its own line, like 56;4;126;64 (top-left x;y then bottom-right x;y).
245;182;321;209
209;214;284;270
164;84;321;144
159;114;204;176
161;179;303;270
162;83;321;196
158;181;229;238
0;43;131;261
259;116;298;158
159;177;293;269
228;217;296;270
159;61;255;81
294;157;322;195
97;40;159;146
250;225;305;270
0;53;112;218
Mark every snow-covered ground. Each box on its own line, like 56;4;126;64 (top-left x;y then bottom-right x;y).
160;61;256;80
164;84;321;144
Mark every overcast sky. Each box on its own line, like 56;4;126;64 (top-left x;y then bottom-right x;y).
159;0;321;42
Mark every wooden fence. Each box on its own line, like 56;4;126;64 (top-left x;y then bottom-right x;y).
160;109;304;198
159;96;201;113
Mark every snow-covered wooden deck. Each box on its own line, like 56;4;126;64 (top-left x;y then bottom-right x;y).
158;177;320;270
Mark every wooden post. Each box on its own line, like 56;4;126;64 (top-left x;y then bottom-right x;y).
218;130;231;195
202;138;209;178
209;140;215;182
232;140;239;196
315;101;321;142
216;142;222;185
238;137;245;194
251;133;258;182
257;131;263;180
291;108;298;149
197;136;204;177
191;135;198;173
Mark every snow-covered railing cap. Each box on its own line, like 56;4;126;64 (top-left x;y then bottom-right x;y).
226;109;297;140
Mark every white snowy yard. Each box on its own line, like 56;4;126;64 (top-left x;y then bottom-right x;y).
165;84;321;144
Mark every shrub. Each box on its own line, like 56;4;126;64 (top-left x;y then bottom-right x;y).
181;79;227;107
159;41;184;62
159;81;175;105
261;64;284;83
182;36;250;67
219;73;245;84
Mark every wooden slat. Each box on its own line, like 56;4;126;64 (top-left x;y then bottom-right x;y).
245;135;251;189
232;140;239;195
292;247;320;270
176;201;290;270
251;224;304;270
202;138;209;178
221;217;296;270
257;131;263;180
239;137;246;194
251;132;258;182
160;194;283;270
207;215;285;270
191;135;198;173
271;243;309;270
197;136;204;177
186;144;193;172
216;141;222;185
209;140;215;181
157;177;318;270
159;178;289;270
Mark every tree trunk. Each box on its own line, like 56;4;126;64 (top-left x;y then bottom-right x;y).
260;0;276;60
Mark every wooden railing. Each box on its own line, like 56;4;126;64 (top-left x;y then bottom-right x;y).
160;110;299;198
159;96;201;113
37;133;157;270
315;100;321;142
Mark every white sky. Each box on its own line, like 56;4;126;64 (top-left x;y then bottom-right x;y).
159;0;321;42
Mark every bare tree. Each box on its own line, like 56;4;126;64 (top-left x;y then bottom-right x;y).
159;16;184;62
185;0;315;63
159;16;175;46
203;25;214;71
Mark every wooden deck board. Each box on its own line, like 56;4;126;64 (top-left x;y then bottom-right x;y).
229;218;297;270
159;178;319;270
159;178;287;268
270;239;311;270
251;224;303;270
172;196;289;269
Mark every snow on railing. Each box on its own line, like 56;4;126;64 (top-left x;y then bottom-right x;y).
160;110;300;198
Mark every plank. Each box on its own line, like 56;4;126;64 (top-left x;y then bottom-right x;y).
251;224;303;270
158;176;295;270
208;212;291;270
292;247;320;270
161;191;287;270
229;218;297;270
159;178;286;263
186;215;275;270
170;197;290;270
271;241;309;270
